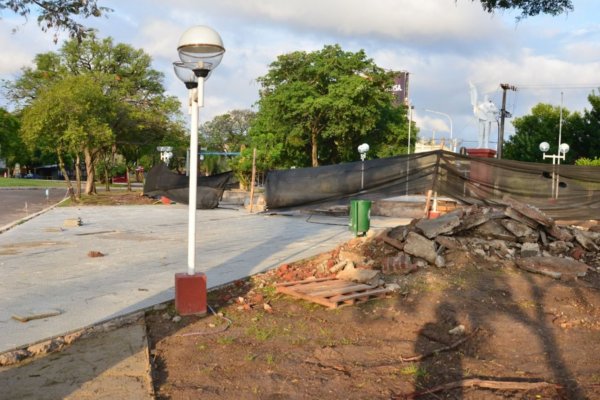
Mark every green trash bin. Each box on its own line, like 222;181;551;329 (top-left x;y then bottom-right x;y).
349;199;372;236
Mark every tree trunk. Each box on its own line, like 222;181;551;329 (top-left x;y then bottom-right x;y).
75;153;82;199
104;164;110;192
84;147;96;195
311;129;319;167
57;150;75;201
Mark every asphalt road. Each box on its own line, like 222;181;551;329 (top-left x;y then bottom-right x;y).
0;188;69;228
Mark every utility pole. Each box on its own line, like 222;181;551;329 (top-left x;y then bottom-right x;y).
498;83;517;159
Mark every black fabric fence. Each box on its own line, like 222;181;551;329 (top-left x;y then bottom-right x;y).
143;163;234;209
265;150;600;220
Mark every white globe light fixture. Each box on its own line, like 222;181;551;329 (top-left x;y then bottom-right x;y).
173;26;225;315
539;141;550;153
559;143;570;154
358;143;369;190
358;143;370;161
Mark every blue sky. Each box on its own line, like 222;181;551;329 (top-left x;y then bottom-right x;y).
2;0;600;151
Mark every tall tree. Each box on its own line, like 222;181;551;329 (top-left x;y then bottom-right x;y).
20;74;115;197
503;103;579;163
475;0;573;18
504;91;600;164
0;0;111;42
200;109;255;153
252;44;410;168
6;33;185;193
0;108;29;176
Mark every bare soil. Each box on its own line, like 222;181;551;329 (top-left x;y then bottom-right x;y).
146;235;600;400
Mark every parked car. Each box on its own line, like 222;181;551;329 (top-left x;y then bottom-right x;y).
112;175;128;183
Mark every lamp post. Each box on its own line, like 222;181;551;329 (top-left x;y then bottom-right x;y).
157;146;173;166
539;141;569;199
172;25;225;315
425;109;453;152
358;143;369;190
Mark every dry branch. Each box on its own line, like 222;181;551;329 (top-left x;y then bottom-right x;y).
396;378;559;399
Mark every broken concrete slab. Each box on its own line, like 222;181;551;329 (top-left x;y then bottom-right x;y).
403;232;438;265
504;207;539;229
515;256;588;280
520;242;540;258
572;229;600;251
474;220;516;242
546;224;574;242
336;262;380;285
456;210;492;232
416;213;461;239
435;235;462;250
501;196;554;227
500;219;539;243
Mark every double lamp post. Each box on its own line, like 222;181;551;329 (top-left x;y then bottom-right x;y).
172;26;225;315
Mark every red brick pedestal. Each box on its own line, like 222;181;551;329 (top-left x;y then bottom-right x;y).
175;272;207;316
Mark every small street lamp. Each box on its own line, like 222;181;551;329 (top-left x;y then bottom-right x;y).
173;26;225;315
425;109;454;152
358;143;369;190
157;146;173;166
539;141;569;199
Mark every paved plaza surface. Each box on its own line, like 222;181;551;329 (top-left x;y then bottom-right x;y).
0;203;407;353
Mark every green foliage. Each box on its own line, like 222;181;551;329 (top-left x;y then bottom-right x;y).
6;33;185;192
0;108;29;171
200;109;255;152
250;44;410;169
0;0;111;42
504;91;600;163
20;74;115;158
475;0;573;18
575;157;600;167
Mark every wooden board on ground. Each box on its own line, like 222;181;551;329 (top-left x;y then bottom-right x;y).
276;278;392;309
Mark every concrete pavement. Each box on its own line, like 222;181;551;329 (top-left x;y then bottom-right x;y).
0;203;409;354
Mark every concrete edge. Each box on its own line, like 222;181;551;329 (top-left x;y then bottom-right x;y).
0;193;70;234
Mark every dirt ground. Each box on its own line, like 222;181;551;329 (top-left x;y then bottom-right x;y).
9;189;598;399
146;234;600;399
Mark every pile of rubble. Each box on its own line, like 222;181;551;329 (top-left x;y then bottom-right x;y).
274;197;599;286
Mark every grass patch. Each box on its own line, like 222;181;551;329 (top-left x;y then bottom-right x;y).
246;323;277;341
216;336;236;345
400;364;427;378
0;178;68;188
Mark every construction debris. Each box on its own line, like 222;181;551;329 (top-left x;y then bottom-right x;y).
268;196;598;310
276;277;392;309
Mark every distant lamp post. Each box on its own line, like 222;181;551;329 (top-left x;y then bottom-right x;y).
172;25;225;315
425;109;454;152
540;141;569;199
358;143;369;190
157;146;173;166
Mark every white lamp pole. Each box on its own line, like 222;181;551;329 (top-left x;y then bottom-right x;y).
358;143;369;190
539;141;569;199
173;26;225;276
425;109;453;151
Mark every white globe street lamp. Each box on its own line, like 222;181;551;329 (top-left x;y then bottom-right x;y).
172;26;225;315
358;143;369;190
539;140;569;199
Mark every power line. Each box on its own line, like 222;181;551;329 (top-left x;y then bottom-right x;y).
512;83;600;90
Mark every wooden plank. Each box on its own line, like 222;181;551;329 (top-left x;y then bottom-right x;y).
309;283;375;298
275;277;334;287
330;287;392;303
275;277;392;309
